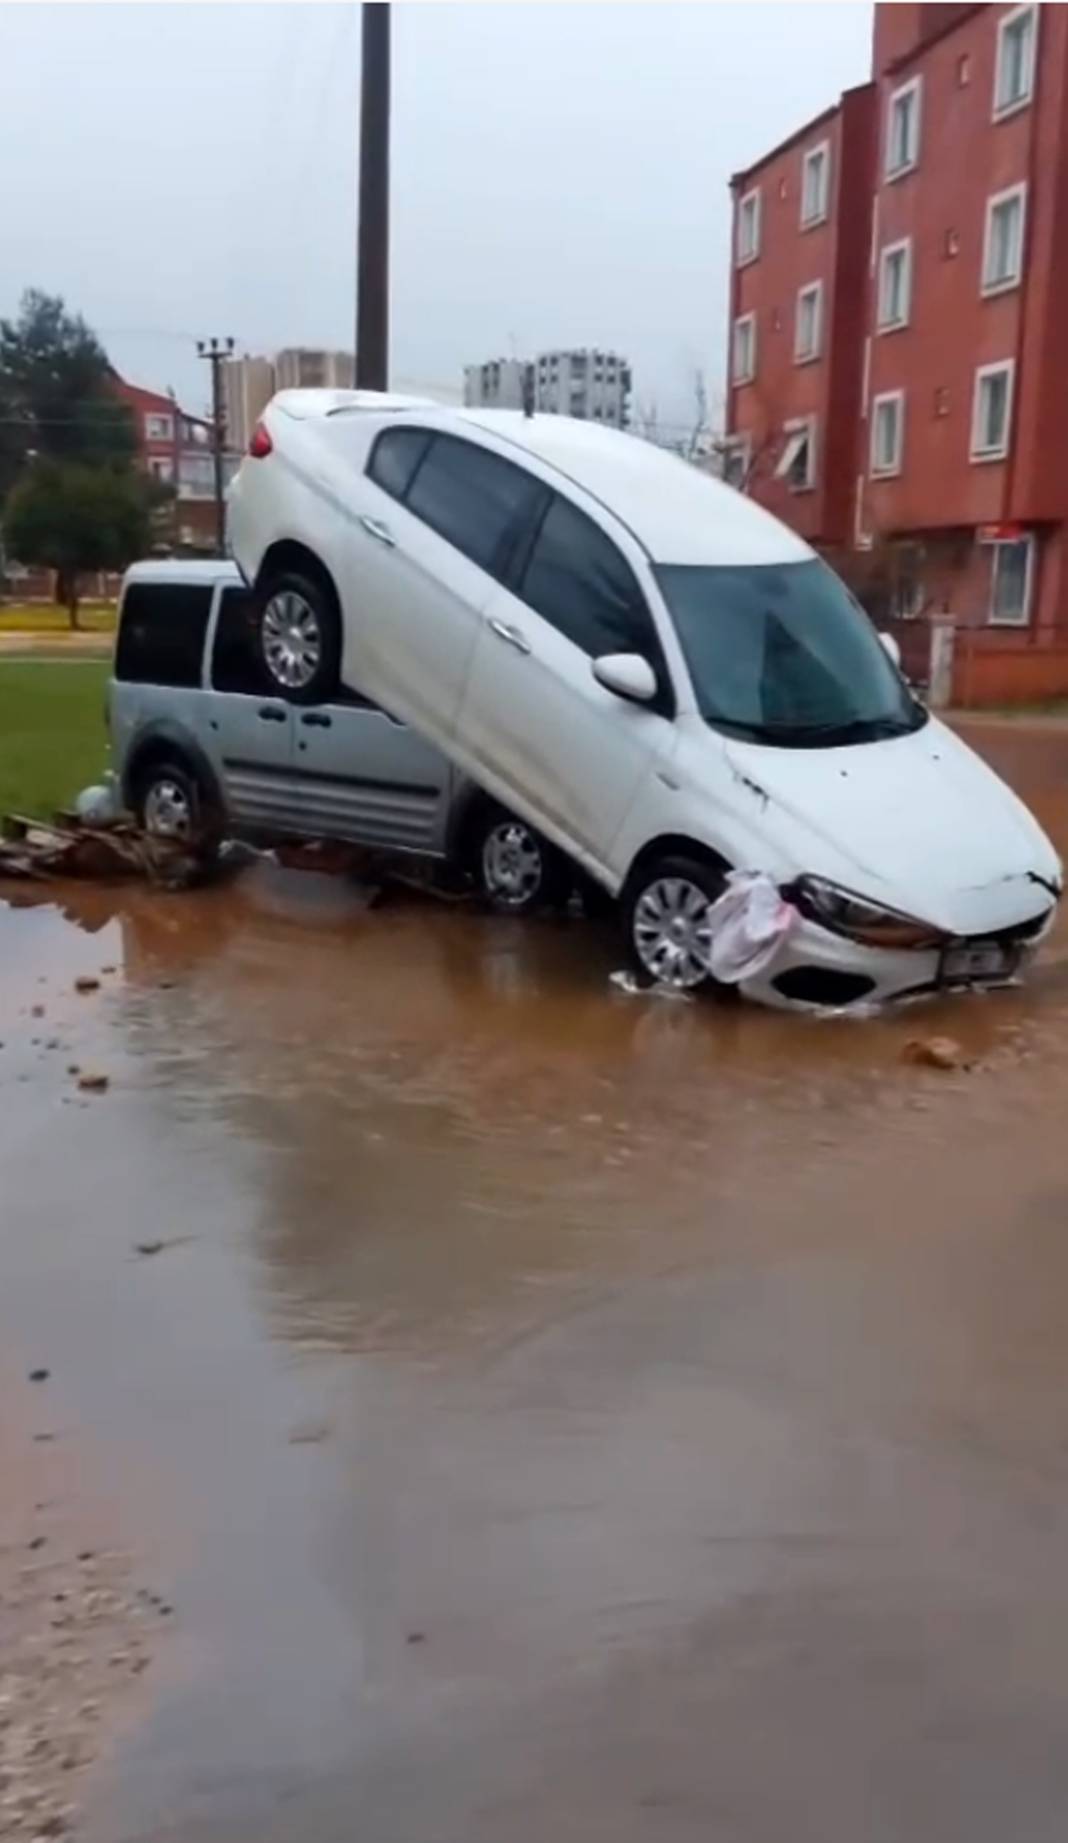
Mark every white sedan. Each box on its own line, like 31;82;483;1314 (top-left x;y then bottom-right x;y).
228;391;1060;1008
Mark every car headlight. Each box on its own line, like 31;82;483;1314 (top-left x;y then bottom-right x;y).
786;876;948;950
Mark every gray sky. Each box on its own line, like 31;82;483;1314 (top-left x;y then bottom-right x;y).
0;2;872;434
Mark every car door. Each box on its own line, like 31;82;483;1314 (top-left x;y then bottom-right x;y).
458;492;678;879
337;427;546;746
206;584;297;832
288;687;453;854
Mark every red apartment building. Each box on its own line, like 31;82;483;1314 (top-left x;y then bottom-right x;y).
727;3;1068;706
113;375;227;553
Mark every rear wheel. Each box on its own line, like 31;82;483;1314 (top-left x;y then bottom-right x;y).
470;805;572;915
622;854;727;991
255;568;341;704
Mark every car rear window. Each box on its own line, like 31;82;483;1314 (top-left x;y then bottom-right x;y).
210;586;268;694
115;582;213;687
392;434;545;578
368;427;433;501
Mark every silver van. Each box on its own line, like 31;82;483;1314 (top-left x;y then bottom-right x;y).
108;560;569;911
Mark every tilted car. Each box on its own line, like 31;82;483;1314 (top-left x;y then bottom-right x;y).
229;391;1061;1008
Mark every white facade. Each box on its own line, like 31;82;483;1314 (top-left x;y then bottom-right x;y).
223;355;276;453
464;349;632;426
463;357;529;411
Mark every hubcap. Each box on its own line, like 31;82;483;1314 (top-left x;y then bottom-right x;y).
633;877;715;989
262;591;322;689
482;822;543;909
143;778;192;840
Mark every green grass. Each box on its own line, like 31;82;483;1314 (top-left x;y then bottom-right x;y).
0;602;116;634
0;661;110;819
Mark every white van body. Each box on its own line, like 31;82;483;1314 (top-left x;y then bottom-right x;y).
229;393;1061;1008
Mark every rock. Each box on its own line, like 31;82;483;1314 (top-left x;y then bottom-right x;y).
31;1005;44;1018
28;1369;49;1384
73;976;100;995
134;1242;164;1258
406;1630;426;1645
903;1035;965;1071
76;1072;109;1093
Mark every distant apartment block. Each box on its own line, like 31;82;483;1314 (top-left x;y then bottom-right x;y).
274;347;355;393
223;354;275;455
464;349;633;426
726;2;1068;705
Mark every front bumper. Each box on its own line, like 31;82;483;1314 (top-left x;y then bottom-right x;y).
740;907;1054;1013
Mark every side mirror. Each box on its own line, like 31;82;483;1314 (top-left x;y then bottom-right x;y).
592;653;658;704
879;631;902;669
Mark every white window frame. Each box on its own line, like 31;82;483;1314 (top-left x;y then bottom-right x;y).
993;3;1038;121
981;181;1027;296
800;140;830;229
885;74;922;181
987;534;1034;626
775;415;817;493
794;280;823;364
720;434;752;491
970;358;1015;462
732;312;757;386
870;389;905;477
736;187;761;266
144;412;174;443
146;455;174;482
877;237;913;331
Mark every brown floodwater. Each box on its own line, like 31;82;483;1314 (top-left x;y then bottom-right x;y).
4;718;1068;1841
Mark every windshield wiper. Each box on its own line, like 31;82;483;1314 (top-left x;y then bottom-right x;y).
713;713;923;747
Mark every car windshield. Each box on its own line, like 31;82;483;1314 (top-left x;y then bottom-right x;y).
655;559;926;747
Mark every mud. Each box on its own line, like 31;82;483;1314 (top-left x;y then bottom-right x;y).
2;718;1068;1842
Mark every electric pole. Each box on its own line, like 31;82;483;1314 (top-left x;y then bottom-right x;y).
356;2;390;390
197;336;235;555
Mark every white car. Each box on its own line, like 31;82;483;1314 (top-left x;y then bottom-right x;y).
229;391;1061;1009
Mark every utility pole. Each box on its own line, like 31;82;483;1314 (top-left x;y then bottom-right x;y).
197;336;235;555
355;2;390;390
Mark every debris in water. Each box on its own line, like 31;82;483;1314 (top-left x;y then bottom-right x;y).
29;1368;50;1383
76;1072;110;1094
74;976;100;995
903;1035;967;1071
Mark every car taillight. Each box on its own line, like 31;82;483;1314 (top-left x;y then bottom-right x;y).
249;422;273;458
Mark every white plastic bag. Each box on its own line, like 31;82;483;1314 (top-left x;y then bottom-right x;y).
704;871;797;984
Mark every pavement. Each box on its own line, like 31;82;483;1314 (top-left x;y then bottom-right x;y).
0;632;112;658
2;717;1068;1842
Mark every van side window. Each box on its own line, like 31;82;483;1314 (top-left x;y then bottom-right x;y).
402;435;546;577
115;583;213;687
210;587;268;694
367;427;433;502
517;495;649;659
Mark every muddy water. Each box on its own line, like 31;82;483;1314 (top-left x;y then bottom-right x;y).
3;720;1068;1841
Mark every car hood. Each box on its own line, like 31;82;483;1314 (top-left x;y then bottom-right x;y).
717;717;1061;934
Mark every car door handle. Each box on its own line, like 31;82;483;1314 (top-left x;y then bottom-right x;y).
258;705;287;723
486;616;531;656
360;514;396;548
301;712;332;729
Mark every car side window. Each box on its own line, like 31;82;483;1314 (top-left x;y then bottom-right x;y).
367;427;433;503
402;435;546;577
517;495;650;659
210;586;271;694
115;583;213;687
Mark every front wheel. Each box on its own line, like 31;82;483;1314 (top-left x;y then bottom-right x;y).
622;854;727;991
255;569;341;704
470;806;572;915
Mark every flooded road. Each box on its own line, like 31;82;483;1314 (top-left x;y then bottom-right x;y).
4;718;1068;1841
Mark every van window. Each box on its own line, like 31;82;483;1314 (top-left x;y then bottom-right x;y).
210;586;268;694
115;582;213;687
403;435;545;577
518;495;648;658
367;427;433;502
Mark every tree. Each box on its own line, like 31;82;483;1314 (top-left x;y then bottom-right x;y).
3;461;163;627
0;290;136;502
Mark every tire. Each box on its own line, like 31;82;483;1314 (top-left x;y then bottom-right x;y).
469;804;572;916
622;853;728;991
134;759;215;852
255;568;341;704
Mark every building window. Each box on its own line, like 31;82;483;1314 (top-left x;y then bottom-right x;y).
732;313;756;385
144;412;174;443
736;187;761;265
794;281;823;363
146;455;174;482
720;436;751;491
870;391;905;476
774;417;816;492
971;359;1015;461
982;182;1026;294
885;76;922;180
800;141;830;228
989;535;1033;625
994;4;1037;119
877;238;913;330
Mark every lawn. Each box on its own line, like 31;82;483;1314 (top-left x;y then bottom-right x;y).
0;661;110;819
0;602;116;634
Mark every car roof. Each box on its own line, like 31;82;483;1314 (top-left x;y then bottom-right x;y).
122;558;242;586
454;411;811;568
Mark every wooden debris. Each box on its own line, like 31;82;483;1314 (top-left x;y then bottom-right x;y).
0;814;205;888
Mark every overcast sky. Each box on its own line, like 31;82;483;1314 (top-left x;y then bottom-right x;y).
0;2;871;434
